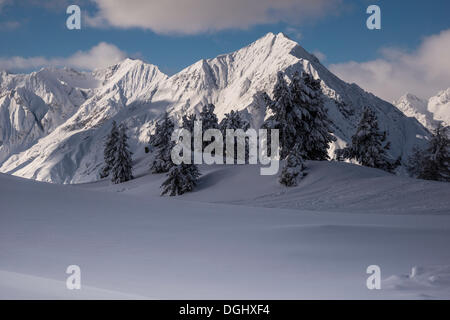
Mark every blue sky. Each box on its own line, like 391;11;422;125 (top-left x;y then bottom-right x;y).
0;0;449;100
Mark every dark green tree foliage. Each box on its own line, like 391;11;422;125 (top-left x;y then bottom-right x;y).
100;120;119;178
279;143;306;187
219;110;250;163
263;71;335;160
200;103;219;131
335;107;398;173
200;103;219;154
407;124;450;182
160;163;201;196
292;72;336;160
150;112;175;173
182;113;198;132
111;123;133;184
181;113;198;153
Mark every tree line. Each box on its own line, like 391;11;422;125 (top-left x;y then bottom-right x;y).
99;71;450;195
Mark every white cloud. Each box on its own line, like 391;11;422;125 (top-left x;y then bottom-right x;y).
86;0;342;34
0;42;127;71
329;29;450;102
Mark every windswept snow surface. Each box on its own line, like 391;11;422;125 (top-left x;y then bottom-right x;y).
1;161;450;299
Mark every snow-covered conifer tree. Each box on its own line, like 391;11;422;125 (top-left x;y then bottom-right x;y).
335;107;397;173
181;113;197;153
182;113;197;132
200;103;219;156
219;110;250;163
407;124;449;182
111;123;133;184
160;163;201;196
262;71;335;160
200;103;219;131
150;112;175;173
279;143;306;187
291;72;336;160
262;72;294;159
100;121;119;178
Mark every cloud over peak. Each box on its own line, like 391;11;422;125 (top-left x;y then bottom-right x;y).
87;0;341;34
330;29;450;102
0;42;127;72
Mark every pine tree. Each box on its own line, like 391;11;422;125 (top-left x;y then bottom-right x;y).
181;113;197;153
262;72;294;159
200;103;219;131
407;124;450;182
111;123;133;184
182;113;198;132
160;163;201;196
219;110;250;163
279;143;306;187
200;103;219;155
335;107;398;173
292;72;336;160
100;121;119;178
150;112;175;173
262;71;335;160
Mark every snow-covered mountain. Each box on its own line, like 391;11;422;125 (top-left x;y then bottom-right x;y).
0;32;430;183
394;89;450;132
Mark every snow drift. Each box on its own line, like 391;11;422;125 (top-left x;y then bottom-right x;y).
1;160;450;299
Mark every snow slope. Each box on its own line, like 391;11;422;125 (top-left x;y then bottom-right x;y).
0;33;429;183
428;88;450;127
394;89;450;132
1;161;450;299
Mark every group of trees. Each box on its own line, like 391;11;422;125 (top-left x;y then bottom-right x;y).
335;107;399;173
149;111;201;196
263;71;336;186
335;107;449;182
407;124;449;182
99;70;449;193
100;121;133;184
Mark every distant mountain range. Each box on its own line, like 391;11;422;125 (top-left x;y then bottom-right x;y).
0;32;430;183
394;89;450;132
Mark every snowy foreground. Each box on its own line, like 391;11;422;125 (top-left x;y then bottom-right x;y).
1;161;450;299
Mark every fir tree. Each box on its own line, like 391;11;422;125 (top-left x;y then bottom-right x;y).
200;103;219;131
150;112;175;173
219;110;250;163
407;124;450;182
111;123;133;184
182;113;198;132
181;113;197;153
335;107;398;173
262;72;294;159
262;71;335;160
200;103;219;155
292;72;336;160
160;163;201;196
100;121;119;178
279;143;306;187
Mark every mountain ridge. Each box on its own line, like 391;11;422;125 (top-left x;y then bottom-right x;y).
394;89;450;131
0;32;430;183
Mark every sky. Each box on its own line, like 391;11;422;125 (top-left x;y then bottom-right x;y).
0;0;449;102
